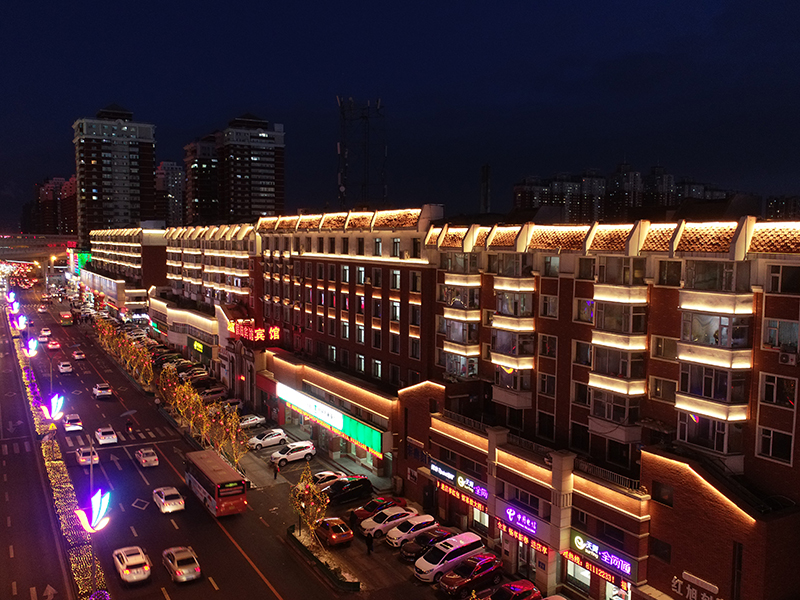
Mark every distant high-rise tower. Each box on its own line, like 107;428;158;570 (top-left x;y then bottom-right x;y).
72;105;156;247
156;161;185;227
34;177;65;234
58;175;78;235
337;97;387;210
603;161;643;222
216;114;285;222
183;135;219;225
644;165;676;208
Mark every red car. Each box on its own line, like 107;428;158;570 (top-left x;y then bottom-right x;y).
315;517;354;546
351;496;407;522
485;580;542;600
439;553;503;598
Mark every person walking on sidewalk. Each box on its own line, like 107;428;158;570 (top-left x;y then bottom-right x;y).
365;533;374;555
272;462;280;480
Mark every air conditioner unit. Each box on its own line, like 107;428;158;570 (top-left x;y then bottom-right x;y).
779;352;797;365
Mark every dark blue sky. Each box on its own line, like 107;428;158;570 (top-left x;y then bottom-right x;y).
2;1;798;228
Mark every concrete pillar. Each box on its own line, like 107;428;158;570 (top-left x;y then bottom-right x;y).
485;426;509;518
544;449;576;595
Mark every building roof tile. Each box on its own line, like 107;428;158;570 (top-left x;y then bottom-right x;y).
527;225;588;251
677;222;737;253
441;227;468;248
373;209;421;229
641;223;676;252
591;225;631;252
749;222;800;254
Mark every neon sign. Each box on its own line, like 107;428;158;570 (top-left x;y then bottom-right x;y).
504;506;537;536
430;459;489;500
436;480;487;512
75;489;111;533
268;326;280;340
563;550;620;586
496;519;548;554
227;319;267;342
193;340;204;353
570;531;636;579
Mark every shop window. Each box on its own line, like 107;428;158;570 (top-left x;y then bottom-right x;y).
607;439;630;468
539;335;557;358
471;507;489;534
537;411;555;440
541;295;558;318
650;537;671;564
758;427;793;463
570;422;590;453
658;260;681;286
573;382;590;406
652;481;673;507
652;336;678;360
566;560;591;592
761;374;797;409
574;341;591;366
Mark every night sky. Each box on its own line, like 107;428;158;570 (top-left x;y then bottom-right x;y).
2;1;799;230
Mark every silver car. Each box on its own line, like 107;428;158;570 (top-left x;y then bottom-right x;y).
162;546;201;582
153;486;185;513
112;546;152;583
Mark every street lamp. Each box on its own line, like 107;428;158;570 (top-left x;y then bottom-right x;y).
75;439;111;596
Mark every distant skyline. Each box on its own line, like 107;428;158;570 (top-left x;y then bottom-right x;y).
2;1;799;230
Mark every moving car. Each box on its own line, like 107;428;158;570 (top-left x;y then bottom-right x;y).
322;475;373;504
72;350;85;360
386;514;439;547
488;580;543;600
75;447;99;466
153;486;185;513
439;553;503;597
270;440;315;467
40;327;51;336
162;546;201;583
351;496;407;522
62;413;83;432
57;361;72;374
414;532;485;583
37;334;49;343
400;528;455;562
95;426;118;445
92;383;113;398
360;506;419;539
247;428;288;450
315;517;354;546
47;339;60;350
135;447;159;467
37;305;47;313
240;414;267;428
112;546;152;584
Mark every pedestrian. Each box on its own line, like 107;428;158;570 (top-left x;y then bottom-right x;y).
349;509;358;530
273;461;279;480
365;533;373;555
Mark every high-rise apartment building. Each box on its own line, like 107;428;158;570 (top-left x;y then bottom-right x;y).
643;166;676;208
183;134;219;225
34;177;65;234
72;105;156;248
603;162;643;222
156;161;185;227
58;175;78;236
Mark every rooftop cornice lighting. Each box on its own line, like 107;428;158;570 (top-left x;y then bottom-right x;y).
675;395;748;422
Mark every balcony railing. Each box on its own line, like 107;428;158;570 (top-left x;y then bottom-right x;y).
442;409;488;433
574;458;641;491
507;433;552;459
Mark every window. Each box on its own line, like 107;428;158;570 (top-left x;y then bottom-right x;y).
759;428;792;463
410;305;421;326
682;313;751;348
410;338;420;360
598;256;645;285
600;522;625;549
412;238;421;259
341;321;350;340
769;265;800;294
592;391;639;424
356;324;365;344
570;422;590;453
593;347;645;379
356;295;364;314
680;363;747;403
372;268;382;287
513;488;540;514
497;291;533;317
390;301;401;322
573;382;590;406
650;537;671;564
574;341;592;366
507;407;523;430
374;238;382;256
539;335;557;358
538;374;555;397
355;354;365;373
652;336;678;360
763;319;799;353
651;377;677;403
356;266;365;284
328;318;336;336
543;256;560;277
410;271;422;293
761;374;797;409
372;329;382;349
316;316;324;333
328;264;336;281
658;260;681;286
537;411;555;440
372;359;383;379
678;413;742;453
607;439;630;468
316;263;324;280
541;295;558;318
357;238;365;255
575;299;594;323
578;257;595;280
596;302;646;333
685;260;750;292
652;481;674;507
316;237;324;253
390;334;400;354
327;344;337;362
390;269;401;290
341;265;350;283
342;238;349;254
391;238;401;257
441;447;457;466
328;237;336;254
372;299;382;318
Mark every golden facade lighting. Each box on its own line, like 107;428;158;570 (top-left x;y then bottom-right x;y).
591;331;647;351
678;290;754;315
674;395;748;422
494;277;536;292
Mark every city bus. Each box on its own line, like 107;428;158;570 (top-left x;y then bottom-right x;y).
59;312;73;326
184;450;247;516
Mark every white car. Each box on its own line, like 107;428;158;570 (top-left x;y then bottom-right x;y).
62;413;82;432
72;350;86;360
40;328;51;336
112;546;152;583
95;426;118;445
37;334;49;343
153;486;185;513
239;413;267;428
57;361;73;374
270;440;316;467
312;471;347;486
135;447;159;467
247;428;288;450
386;514;439;547
162;546;201;583
92;383;113;398
360;506;419;539
75;447;99;466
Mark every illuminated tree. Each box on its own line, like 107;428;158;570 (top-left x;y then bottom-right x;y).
228;422;250;466
183;388;204;433
207;403;228;452
290;463;330;539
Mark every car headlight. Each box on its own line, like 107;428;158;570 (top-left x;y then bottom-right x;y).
419;566;433;574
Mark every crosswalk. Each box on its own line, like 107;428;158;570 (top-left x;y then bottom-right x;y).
0;440;33;455
64;426;176;447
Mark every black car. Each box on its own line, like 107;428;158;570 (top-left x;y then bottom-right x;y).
322;476;373;504
191;378;218;391
399;528;455;561
154;353;182;366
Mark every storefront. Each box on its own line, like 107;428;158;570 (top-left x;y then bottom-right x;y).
494;498;550;581
428;458;490;535
276;382;392;475
563;531;637;600
188;336;214;367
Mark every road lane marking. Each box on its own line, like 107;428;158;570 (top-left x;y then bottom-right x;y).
160;588;170;599
130;526;138;537
170;518;179;529
28;586;34;599
10;581;15;595
9;544;13;558
6;516;10;527
209;577;219;590
214;520;285;600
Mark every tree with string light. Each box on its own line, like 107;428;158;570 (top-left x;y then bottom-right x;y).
290;463;330;542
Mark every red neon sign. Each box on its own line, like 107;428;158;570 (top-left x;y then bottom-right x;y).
495;519;548;555
562;550;620;586
268;326;280;340
436;481;487;512
227;320;267;342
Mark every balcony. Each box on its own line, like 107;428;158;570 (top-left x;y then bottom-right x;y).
592;330;647;351
492;314;535;332
676;342;752;369
593;284;647;304
494;276;535;292
679;289;754;315
489;351;535;370
444;273;482;287
443;306;482;322
674;393;748;422
492;385;533;410
443;340;481;357
588;416;642;444
588;373;646;396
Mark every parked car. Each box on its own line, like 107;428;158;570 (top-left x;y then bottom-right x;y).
153;486;185;513
239;414;267;428
154;353;182;367
311;470;346;486
72;350;86;360
95;426;118;445
62;413;83;432
315;517;354;546
386;514;439;547
75;447;99;466
400;528;455;562
247;428;288;450
92;383;113;399
199;386;227;401
162;546;201;583
322;475;373;504
135;447;159;467
190;377;217;390
57;361;72;374
351;496;407;522
112;546;152;584
487;580;543;600
270;441;316;467
414;532;485;583
439;553;503;597
360;506;418;539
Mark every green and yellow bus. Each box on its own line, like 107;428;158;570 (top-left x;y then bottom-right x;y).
59;312;73;326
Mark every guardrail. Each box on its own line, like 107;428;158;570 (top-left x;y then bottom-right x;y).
574;458;641;491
